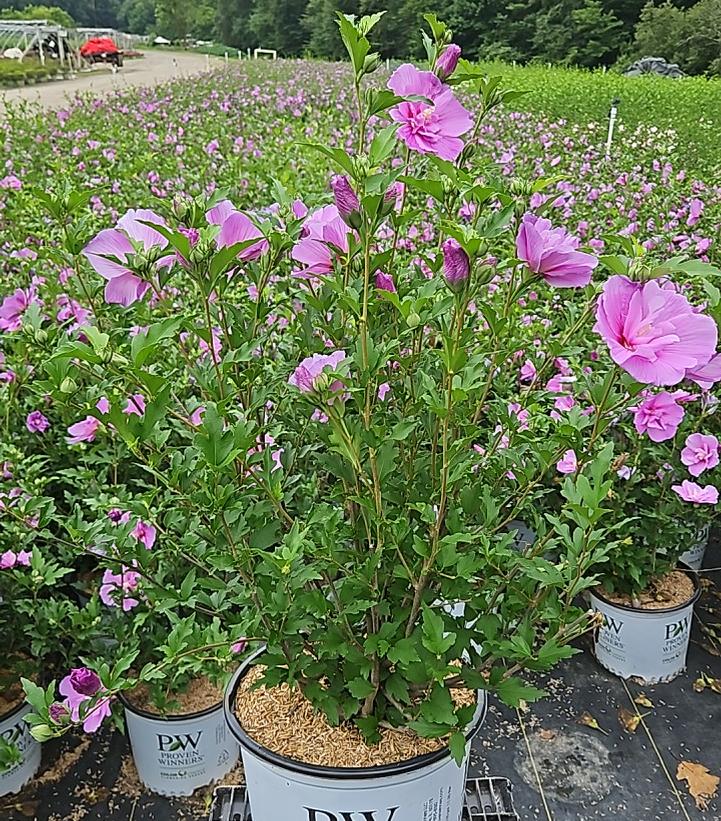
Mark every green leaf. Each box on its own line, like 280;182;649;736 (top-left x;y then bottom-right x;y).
420;684;457;726
448;731;466;765
408;717;452;738
348;676;376;699
301;142;355;177
494;677;546;707
130;317;183;368
421;606;456;655
387;638;419;666
368;123;400;165
21;678;48;715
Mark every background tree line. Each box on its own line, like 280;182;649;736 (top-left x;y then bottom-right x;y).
2;1;721;75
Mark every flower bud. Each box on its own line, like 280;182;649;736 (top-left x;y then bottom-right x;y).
442;238;470;293
331;175;362;230
30;724;56;742
435;44;461;81
363;53;381;75
60;377;78;394
378;182;402;218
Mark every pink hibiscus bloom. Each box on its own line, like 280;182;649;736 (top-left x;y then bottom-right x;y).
289;350;346;394
516;214;597;288
387;64;472;161
632;392;685;442
58;668;112;733
556;449;578;474
681;433;719;477
672;480;719;505
594;276;718;386
686;353;721;391
99;566;141;611
291;205;351;278
211;202;268;262
26;410;50;433
520;359;537;382
131;520;156;550
0;288;36;332
123;394;146;416
83;209;168;307
67;416;101;444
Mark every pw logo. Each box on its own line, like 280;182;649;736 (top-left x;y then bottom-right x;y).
665;616;690;640
1;720;29;745
157;731;202;752
304;808;399;821
601;615;623;634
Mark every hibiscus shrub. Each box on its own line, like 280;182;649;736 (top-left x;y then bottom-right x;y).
15;12;721;755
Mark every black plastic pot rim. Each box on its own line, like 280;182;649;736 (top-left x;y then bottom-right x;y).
223;645;487;781
118;689;224;722
0;696;29;724
592;562;701;615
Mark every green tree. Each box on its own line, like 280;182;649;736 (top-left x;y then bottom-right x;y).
629;1;690;66
215;0;254;48
248;0;307;54
303;0;359;59
0;4;75;26
119;0;155;33
533;0;623;67
359;0;444;58
154;0;213;40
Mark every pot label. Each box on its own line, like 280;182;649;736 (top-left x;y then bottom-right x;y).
591;593;695;684
304;808;399;820
124;705;238;796
0;704;42;797
243;745;473;821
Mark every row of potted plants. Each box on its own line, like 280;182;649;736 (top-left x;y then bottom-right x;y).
1;11;719;818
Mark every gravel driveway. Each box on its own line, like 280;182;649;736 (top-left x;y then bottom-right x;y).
1;50;220;111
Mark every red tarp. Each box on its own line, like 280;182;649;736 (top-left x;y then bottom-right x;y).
79;37;120;57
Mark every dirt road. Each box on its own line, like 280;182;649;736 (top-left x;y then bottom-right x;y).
1;50;219;111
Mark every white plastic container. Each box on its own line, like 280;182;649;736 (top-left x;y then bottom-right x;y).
224;649;486;821
0;701;42;796
590;568;700;684
679;524;710;571
121;693;239;796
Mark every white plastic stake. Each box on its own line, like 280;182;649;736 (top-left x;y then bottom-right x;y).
224;51;228;65
605;99;619;160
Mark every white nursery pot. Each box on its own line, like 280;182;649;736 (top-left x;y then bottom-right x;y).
590;568;700;685
679;524;710;571
0;701;42;796
224;649;487;821
120;693;239;796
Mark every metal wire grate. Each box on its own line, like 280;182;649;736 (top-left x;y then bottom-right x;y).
209;777;518;821
209;785;250;821
463;778;518;820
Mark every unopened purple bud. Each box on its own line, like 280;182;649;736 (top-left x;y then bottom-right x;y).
436;44;461;81
69;667;102;697
442;238;470;292
383;182;402;205
331;175;362;229
375;270;396;293
379;182;402;218
49;702;69;724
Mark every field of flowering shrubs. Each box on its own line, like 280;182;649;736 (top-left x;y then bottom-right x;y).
1;19;721;817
